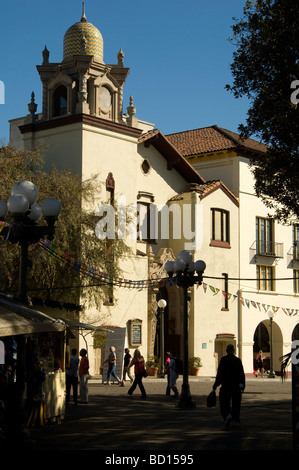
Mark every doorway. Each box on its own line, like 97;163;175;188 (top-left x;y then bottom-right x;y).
253;320;282;374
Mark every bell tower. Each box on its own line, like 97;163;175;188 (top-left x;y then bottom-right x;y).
36;3;130;123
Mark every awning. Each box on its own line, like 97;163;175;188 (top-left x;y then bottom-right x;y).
216;333;235;340
0;298;66;337
0;296;114;337
62;319;114;333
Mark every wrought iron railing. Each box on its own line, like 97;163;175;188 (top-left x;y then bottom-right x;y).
251;240;284;258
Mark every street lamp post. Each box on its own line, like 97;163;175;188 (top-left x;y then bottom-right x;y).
0;180;61;442
0;180;62;303
164;250;206;409
157;299;167;377
268;311;276;378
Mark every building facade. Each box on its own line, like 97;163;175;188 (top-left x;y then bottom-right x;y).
167;126;299;375
8;10;298;377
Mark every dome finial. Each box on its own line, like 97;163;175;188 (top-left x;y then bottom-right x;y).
81;2;87;22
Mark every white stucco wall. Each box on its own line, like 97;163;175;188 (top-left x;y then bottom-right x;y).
167;186;240;377
19;121;195;374
191;152;299;376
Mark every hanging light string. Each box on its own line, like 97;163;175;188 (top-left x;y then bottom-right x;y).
1;230;298;316
35;239;299;316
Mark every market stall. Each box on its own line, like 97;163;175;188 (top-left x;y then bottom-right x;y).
0;298;66;430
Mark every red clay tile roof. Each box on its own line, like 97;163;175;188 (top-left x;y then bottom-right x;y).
138;129;205;184
166;125;268;157
169;180;239;206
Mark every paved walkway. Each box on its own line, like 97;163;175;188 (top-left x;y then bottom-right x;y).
28;376;294;455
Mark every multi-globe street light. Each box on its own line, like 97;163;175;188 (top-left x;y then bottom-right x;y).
0;180;61;303
164;250;206;409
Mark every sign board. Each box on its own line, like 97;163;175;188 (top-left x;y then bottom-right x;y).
102;328;127;383
131;323;142;346
128;319;142;347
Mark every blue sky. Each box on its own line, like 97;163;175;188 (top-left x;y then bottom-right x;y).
0;0;250;143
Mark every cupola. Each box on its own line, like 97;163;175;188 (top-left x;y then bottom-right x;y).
63;3;104;62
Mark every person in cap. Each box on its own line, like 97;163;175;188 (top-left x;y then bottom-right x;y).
212;344;245;427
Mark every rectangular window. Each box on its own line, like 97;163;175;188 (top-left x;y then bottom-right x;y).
256;265;275;291
137;202;156;243
256;217;274;255
294;270;299;294
211;209;230;247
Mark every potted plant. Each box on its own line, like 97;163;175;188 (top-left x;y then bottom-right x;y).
188;357;202;376
146;356;160;376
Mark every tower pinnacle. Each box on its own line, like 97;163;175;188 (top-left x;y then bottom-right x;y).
81;2;87;22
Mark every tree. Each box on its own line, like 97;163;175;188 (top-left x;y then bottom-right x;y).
0;145;131;315
226;0;299;221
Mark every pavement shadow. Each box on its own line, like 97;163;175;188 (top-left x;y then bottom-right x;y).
30;387;293;451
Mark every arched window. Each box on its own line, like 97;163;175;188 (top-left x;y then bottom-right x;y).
53;85;67;117
98;86;112;118
99;86;112;109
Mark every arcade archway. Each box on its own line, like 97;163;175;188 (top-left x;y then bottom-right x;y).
253;320;283;374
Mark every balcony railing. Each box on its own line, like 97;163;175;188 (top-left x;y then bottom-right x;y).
288;241;299;261
251;240;284;258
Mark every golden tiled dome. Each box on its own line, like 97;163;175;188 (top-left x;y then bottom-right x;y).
63;13;104;62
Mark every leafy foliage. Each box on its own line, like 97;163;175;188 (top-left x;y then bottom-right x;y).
188;357;202;368
0;145;131;313
226;0;299;221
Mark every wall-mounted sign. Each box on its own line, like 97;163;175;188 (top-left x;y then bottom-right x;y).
128;319;142;347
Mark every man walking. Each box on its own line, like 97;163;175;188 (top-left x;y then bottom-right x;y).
120;348;134;386
212;344;245;426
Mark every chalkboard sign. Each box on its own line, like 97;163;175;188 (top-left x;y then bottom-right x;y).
129;319;142;347
131;323;142;346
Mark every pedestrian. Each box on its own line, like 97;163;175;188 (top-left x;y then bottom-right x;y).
256;350;265;377
66;348;79;405
169;351;179;397
104;346;121;385
79;348;90;403
128;349;146;399
212;344;245;427
165;352;171;395
120;348;134;386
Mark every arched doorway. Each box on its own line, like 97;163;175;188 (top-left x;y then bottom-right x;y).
292;324;299;341
154;285;183;361
253;320;283;374
148;247;182;362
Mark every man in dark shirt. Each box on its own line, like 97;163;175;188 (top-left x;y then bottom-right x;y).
120;348;134;386
213;344;245;426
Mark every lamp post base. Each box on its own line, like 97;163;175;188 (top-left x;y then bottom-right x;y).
176;385;196;409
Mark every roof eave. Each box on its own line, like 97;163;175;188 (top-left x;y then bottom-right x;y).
139;130;205;184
